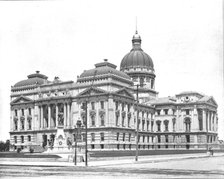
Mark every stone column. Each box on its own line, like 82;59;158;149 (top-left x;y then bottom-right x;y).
96;102;99;127
24;108;27;131
180;110;184;131
67;103;71;127
176;108;180;132
191;106;197;131
202;109;206;132
10;110;13;131
48;105;51;129
64;103;67;127
56;104;58;127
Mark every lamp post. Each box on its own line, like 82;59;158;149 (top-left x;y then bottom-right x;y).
81;102;88;166
74;120;82;166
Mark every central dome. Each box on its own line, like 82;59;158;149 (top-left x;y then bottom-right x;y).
120;31;154;71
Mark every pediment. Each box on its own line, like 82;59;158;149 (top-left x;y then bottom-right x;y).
76;87;107;98
208;97;218;106
115;88;134;99
11;96;33;105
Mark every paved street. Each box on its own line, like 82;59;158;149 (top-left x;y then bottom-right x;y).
0;156;224;178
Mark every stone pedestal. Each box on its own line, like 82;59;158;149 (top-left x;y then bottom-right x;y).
54;125;67;148
44;125;72;154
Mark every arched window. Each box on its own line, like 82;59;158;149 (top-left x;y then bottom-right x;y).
156;120;161;132
172;118;176;131
164;120;169;132
100;115;105;126
91;115;95;126
14;119;18;131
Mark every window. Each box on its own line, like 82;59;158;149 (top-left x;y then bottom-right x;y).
14;120;18;130
140;77;144;87
117;144;120;150
142;120;145;130
197;109;203;131
28;108;32;115
91;102;95;110
165;135;168;143
28;135;31;142
14;136;17;143
116;133;119;141
186;109;190;115
156;121;161;132
116;115;119;126
129;144;131;150
91;116;95;126
128;133;131;142
128;117;131;127
147;136;150;143
28;119;32;130
165;135;168;148
157;110;160;115
147;121;149;131
21;120;24;130
122;116;125;127
100;133;104;141
15;110;18;116
101;115;105;126
21;136;24;143
100;144;104;149
115;101;119;110
151;121;154;132
151;79;154;89
185;118;191;132
21;109;24;116
122;133;125;141
158;135;161;143
123;144;125;149
172;118;176;131
91;133;95;142
164;120;169;131
91;144;95;149
164;109;168;115
143;136;145;143
100;101;104;109
138;135;140;142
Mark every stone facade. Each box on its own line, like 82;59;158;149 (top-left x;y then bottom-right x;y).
9;31;219;152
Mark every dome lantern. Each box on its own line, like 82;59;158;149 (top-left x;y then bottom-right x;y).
132;31;142;51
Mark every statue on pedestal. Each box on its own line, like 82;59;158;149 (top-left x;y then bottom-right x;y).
58;111;64;126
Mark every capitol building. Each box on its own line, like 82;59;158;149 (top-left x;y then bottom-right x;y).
9;30;219;152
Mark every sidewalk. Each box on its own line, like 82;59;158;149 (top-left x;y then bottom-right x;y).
0;152;223;167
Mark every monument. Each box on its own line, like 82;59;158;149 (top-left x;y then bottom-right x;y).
44;111;72;154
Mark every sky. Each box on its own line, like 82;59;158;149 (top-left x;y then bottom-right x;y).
0;0;223;141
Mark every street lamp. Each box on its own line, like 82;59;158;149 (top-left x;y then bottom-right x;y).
81;102;88;166
74;120;83;165
134;83;146;162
